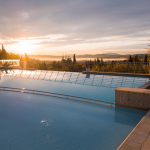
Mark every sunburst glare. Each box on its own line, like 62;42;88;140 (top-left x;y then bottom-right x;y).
15;40;37;54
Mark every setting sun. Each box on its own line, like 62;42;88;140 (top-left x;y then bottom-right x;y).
16;40;33;54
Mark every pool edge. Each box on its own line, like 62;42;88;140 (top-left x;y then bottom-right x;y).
117;110;150;150
83;71;150;78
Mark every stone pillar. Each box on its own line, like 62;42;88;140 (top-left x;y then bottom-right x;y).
115;87;150;111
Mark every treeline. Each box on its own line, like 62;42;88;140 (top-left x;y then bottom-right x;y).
86;54;148;65
0;44;149;74
84;55;150;74
128;54;148;62
85;54;149;68
26;54;85;71
25;54;150;74
0;45;20;60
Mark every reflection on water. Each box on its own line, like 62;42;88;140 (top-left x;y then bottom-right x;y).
114;106;146;127
41;120;46;123
0;69;149;89
86;74;90;78
41;119;53;128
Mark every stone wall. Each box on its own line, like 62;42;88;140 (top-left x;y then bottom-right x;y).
115;87;150;111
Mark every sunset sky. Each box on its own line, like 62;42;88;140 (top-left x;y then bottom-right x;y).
0;0;150;55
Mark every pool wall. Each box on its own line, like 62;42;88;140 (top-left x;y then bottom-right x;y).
115;87;150;111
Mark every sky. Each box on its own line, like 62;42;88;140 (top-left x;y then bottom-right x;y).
0;0;150;55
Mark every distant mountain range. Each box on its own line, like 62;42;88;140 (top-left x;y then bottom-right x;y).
29;53;147;60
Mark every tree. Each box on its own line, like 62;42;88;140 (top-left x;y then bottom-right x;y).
133;55;140;62
97;58;100;63
61;59;67;67
89;59;93;68
52;61;56;68
38;62;48;70
73;54;76;65
0;49;2;59
94;59;97;64
7;53;20;59
145;41;150;62
128;55;133;62
25;53;29;61
2;45;7;59
145;41;150;74
66;57;72;65
55;61;62;70
144;54;148;63
86;61;88;68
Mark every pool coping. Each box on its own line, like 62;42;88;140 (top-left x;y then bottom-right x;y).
83;71;150;78
117;110;150;150
139;81;150;89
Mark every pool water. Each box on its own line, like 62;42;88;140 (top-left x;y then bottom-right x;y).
0;70;149;103
0;90;147;150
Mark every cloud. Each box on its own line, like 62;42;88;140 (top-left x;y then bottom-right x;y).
0;0;150;54
20;12;29;19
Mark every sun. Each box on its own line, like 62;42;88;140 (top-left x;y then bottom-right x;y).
16;40;34;54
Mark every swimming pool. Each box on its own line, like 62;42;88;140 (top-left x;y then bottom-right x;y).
0;70;148;150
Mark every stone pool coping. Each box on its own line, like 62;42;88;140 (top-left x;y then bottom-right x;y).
83;71;150;78
139;81;150;89
117;110;150;150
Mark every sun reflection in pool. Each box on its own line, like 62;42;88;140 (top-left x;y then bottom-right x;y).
41;120;46;123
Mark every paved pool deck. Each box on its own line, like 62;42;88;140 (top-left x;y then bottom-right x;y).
118;110;150;150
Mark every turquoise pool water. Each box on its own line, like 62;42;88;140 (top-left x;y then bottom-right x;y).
0;70;149;103
0;70;148;149
0;90;146;150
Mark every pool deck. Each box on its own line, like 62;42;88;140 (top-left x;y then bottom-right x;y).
118;110;150;150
